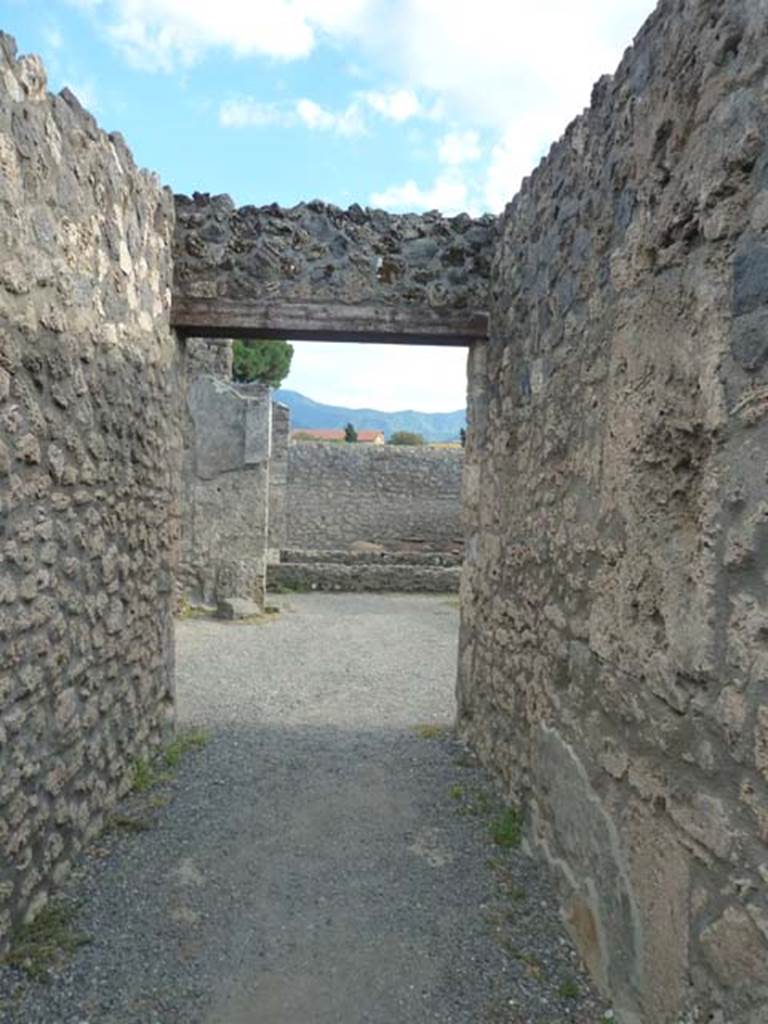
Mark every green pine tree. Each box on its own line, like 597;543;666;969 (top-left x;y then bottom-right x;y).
232;339;293;387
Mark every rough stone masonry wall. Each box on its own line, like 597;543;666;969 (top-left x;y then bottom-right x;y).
287;442;463;551
267;401;290;563
0;35;179;946
459;2;768;1022
173;194;494;323
180;337;271;611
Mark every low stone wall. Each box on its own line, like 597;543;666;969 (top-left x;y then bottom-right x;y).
286;443;463;551
460;3;768;1021
280;548;462;568
268;561;459;594
0;35;179;946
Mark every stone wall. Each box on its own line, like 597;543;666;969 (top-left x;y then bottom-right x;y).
180;345;272;612
174;195;493;315
185;336;232;378
0;34;179;946
267;401;290;563
5;2;768;1015
171;195;493;344
459;3;768;1022
286;442;463;551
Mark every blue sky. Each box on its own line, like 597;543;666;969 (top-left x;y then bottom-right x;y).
1;0;656;412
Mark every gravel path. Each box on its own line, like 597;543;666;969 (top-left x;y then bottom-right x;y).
0;594;609;1023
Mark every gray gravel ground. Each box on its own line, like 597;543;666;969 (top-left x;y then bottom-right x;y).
0;593;610;1023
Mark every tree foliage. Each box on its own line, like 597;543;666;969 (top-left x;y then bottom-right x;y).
388;430;425;446
344;422;358;443
232;339;294;387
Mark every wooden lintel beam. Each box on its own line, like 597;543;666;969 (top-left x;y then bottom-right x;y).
170;297;489;347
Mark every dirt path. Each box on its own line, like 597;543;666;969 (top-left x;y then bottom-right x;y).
0;594;607;1023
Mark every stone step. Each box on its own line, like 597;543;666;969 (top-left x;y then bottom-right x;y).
279;547;463;568
268;561;460;594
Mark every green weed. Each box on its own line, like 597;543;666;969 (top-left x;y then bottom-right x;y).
413;723;449;740
490;806;523;848
105;814;151;834
176;600;209;621
130;758;171;793
559;978;580;999
2;903;91;979
163;728;208;768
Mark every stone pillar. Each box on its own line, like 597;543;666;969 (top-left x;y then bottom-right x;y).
180;373;272;616
267;402;291;564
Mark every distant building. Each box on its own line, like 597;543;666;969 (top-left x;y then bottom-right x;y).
292;428;385;445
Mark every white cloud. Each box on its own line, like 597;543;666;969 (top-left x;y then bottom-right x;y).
364;89;421;122
80;0;657;210
43;26;64;50
480;107;559;211
438;130;481;166
219;98;288;128
372;129;486;215
74;0;371;71
285;341;467;412
221;89;429;136
296;98;365;137
78;1;654;108
371;170;471;216
360;1;656;210
362;1;655;129
293;89;427;137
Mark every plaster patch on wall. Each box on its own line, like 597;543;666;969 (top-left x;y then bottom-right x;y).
530;724;642;1016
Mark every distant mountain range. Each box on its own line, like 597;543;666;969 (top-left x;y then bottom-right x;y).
274;389;466;443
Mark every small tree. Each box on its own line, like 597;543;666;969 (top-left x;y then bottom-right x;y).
389;431;424;446
344;422;358;443
232;339;293;387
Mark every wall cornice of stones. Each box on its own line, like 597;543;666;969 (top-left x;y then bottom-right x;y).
173;192;495;318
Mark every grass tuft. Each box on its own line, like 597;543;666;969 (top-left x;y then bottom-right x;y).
489;806;523;848
2;903;91;979
176;600;209;621
413;723;450;740
163;728;208;768
106;814;151;834
558;978;580;999
130;729;208;792
130;758;172;793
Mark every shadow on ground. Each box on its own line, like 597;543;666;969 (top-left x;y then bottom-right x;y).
0;596;607;1024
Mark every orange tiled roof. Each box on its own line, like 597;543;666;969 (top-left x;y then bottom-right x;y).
292;428;385;442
